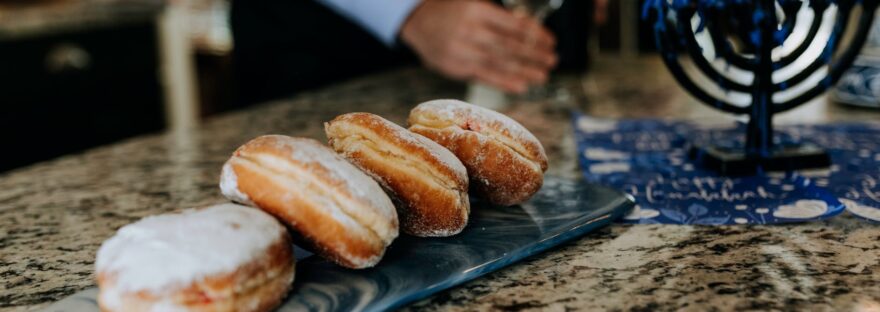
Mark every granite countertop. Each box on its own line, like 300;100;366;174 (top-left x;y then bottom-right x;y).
3;56;880;311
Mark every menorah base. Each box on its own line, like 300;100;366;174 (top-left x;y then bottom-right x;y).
689;144;831;176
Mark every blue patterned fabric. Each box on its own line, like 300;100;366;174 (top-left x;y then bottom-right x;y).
573;113;880;224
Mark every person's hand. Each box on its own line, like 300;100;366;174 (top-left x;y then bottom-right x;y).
400;0;557;94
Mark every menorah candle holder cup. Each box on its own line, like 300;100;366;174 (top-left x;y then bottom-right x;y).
644;0;879;175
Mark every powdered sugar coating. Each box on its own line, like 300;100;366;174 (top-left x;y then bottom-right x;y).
396;123;468;184
146;300;187;312
410;99;546;163
95;204;286;293
271;136;397;224
224;135;398;267
331;113;467;184
219;162;255;206
409;99;547;205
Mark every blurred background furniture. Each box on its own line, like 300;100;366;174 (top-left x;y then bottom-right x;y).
1;0;873;173
0;0;207;172
0;0;166;172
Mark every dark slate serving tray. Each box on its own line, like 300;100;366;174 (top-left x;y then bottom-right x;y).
42;176;634;312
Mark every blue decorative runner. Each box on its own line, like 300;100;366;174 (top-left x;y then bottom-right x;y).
573;114;880;224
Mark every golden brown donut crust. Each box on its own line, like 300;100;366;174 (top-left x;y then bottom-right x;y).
408;100;548;206
222;135;398;268
97;235;295;312
325;113;470;237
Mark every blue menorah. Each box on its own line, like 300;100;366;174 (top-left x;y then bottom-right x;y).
643;0;879;175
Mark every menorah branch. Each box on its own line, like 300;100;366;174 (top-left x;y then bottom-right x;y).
644;0;878;174
775;1;878;112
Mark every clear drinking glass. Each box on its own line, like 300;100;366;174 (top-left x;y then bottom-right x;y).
502;0;565;22
467;0;565;109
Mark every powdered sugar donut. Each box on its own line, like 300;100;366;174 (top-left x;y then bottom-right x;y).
408;99;548;206
96;203;294;312
325;113;470;237
220;135;398;268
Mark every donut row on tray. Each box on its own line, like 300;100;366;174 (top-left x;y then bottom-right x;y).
95;99;548;311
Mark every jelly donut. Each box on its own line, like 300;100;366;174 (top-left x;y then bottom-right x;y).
325;113;470;237
408;99;548;206
96;203;294;312
220;135;398;268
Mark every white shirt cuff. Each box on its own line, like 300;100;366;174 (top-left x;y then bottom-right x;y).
316;0;423;47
